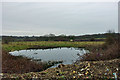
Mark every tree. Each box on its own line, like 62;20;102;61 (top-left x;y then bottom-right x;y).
105;30;116;45
69;35;75;41
59;34;66;37
2;36;13;44
44;34;55;37
49;34;55;37
90;37;95;41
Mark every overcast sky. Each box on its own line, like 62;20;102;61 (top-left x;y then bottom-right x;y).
2;2;118;36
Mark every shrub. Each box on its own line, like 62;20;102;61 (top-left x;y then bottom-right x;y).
81;34;120;61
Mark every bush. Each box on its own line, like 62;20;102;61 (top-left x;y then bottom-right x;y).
81;33;120;61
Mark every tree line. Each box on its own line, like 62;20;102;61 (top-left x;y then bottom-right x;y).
1;33;119;44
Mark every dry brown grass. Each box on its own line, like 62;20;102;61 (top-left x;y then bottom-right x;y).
2;50;46;74
81;42;120;61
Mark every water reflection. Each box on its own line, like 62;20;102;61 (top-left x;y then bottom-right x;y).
9;47;89;67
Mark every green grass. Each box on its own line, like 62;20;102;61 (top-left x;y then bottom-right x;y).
2;41;105;52
95;38;106;39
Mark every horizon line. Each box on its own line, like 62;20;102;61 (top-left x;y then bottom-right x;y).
1;32;119;37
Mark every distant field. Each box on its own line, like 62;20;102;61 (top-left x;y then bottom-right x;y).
2;41;105;52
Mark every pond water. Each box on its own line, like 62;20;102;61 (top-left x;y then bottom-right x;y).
9;47;89;67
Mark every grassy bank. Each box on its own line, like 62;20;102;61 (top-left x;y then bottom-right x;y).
2;41;104;52
2;51;44;73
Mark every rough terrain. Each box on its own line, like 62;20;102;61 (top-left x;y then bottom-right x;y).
1;59;120;80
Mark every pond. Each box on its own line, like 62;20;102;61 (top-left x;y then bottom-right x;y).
9;47;89;68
